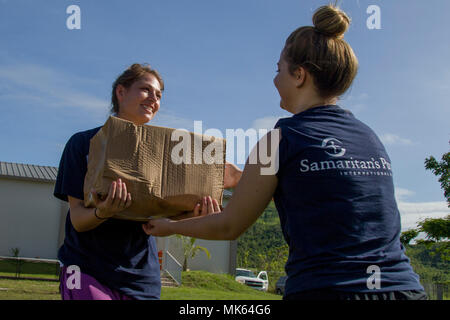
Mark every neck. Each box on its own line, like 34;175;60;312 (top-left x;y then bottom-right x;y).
289;97;338;115
116;112;147;126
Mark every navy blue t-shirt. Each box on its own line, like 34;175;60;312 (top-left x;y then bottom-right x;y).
273;105;423;296
54;127;161;300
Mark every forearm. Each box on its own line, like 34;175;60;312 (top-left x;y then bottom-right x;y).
168;210;238;240
69;179;130;232
169;210;199;221
70;206;109;232
68;196;109;232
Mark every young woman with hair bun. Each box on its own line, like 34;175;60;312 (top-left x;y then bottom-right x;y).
144;5;427;300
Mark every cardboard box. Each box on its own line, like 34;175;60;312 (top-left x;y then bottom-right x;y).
84;116;226;221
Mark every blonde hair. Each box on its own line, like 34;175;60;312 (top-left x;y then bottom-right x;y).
283;5;358;98
111;63;164;114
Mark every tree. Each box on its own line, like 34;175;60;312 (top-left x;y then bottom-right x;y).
176;235;211;271
417;215;450;242
425;144;450;207
9;247;25;279
416;215;450;262
400;229;419;246
237;250;250;268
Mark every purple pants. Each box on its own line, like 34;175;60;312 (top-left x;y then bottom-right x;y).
59;266;133;300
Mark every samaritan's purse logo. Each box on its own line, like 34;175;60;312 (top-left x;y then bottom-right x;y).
299;136;393;177
322;137;346;157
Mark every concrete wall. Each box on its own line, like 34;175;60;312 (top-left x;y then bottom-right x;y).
0;176;236;274
188;239;235;274
0;177;68;259
156;196;237;274
157;235;236;274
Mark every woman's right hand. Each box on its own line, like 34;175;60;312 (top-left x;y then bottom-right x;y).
91;178;132;219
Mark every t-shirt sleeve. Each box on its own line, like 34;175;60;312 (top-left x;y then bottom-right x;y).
54;133;87;202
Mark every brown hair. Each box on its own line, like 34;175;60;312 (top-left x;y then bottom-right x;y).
111;63;164;114
283;5;358;98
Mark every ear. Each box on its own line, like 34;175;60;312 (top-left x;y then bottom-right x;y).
293;66;307;88
115;84;127;103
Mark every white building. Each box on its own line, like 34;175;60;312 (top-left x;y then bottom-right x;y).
0;161;236;278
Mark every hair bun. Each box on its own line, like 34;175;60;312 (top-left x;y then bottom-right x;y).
312;5;350;39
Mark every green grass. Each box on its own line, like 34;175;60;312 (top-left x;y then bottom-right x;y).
161;286;279;300
2;269;448;300
161;271;280;300
0;264;280;300
0;259;60;280
0;279;60;300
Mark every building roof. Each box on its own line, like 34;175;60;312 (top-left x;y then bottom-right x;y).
0;161;58;182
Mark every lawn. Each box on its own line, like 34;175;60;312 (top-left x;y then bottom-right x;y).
0;278;60;300
0;259;60;280
162;271;280;300
0;265;281;300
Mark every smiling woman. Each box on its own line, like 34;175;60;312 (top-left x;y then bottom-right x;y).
111;63;164;124
54;62;241;300
54;63;168;301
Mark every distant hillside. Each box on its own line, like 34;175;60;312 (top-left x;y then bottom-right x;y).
406;243;450;284
237;201;288;272
237;202;450;287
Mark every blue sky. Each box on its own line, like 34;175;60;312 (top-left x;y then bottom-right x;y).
0;0;449;230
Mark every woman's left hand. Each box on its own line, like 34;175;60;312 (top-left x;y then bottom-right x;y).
142;196;221;236
194;196;221;217
167;196;221;221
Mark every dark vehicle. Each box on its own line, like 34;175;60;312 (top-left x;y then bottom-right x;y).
275;276;287;295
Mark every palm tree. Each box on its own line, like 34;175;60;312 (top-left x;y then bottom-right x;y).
176;235;211;271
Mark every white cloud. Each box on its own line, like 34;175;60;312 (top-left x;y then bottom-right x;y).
216;115;288;166
150;111;195;131
0;63;108;113
380;133;413;146
251;116;284;131
395;187;416;202
0;63;202;132
395;187;449;231
339;92;369;114
398;201;449;231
